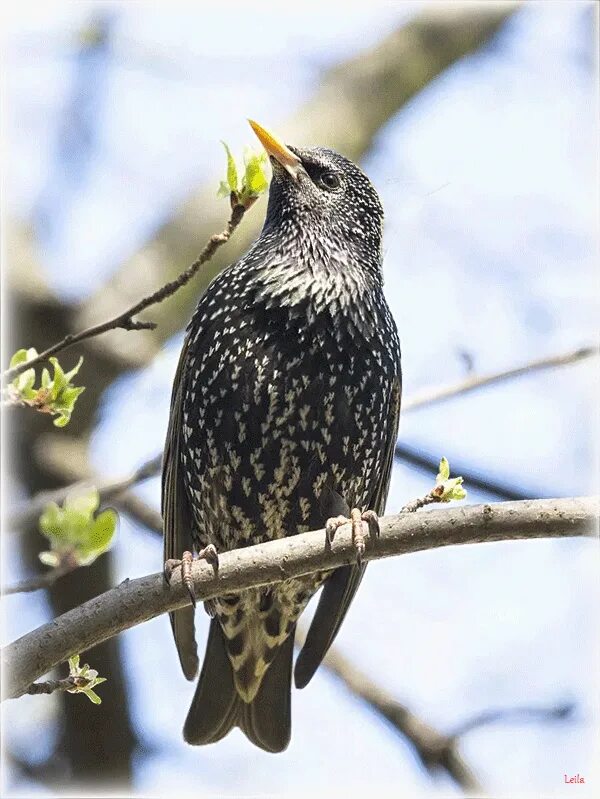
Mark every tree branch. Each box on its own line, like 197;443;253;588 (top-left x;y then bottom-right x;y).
2;204;246;383
2;563;76;595
395;443;540;501
312;630;575;795
23;675;91;696
447;702;575;739
7;453;161;532
2;497;595;701
402;345;599;412
304;630;483;792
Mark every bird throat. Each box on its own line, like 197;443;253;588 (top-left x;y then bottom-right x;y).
246;223;383;342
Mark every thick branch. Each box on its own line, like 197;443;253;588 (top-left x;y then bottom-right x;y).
2;204;246;382
2;497;595;701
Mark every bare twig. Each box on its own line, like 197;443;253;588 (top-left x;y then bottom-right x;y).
2;497;595;701
24;675;91;696
111;491;163;534
403;345;599;412
401;490;445;513
448;702;575;739
2;204;246;384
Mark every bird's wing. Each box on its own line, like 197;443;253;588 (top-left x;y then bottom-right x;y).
294;376;402;689
369;376;402;517
162;332;199;681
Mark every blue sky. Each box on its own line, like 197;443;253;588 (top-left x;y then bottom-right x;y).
3;3;598;797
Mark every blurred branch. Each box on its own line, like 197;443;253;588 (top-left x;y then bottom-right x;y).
7;453;161;532
111;491;163;533
395;443;540;501
2;204;246;383
308;632;482;792
403;345;599;412
3;563;76;596
3;496;595;701
448;702;575;739
312;633;575;794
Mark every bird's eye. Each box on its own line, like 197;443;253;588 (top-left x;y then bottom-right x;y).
319;171;341;191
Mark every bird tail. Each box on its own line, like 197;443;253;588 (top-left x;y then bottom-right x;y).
183;617;294;753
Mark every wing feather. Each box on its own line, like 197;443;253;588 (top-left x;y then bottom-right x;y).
294;376;401;689
162;333;199;680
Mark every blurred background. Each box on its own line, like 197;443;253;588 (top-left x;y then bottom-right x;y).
2;2;599;796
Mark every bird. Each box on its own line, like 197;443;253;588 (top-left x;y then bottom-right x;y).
162;119;402;753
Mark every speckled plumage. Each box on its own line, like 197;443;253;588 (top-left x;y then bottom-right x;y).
162;144;401;752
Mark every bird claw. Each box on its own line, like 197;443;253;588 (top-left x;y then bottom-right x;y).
325;515;349;547
325;508;380;565
163;545;219;609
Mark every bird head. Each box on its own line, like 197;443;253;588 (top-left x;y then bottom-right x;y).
249;120;384;265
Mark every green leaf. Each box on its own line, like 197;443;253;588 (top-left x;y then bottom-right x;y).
39;488;117;565
48;357;67;399
39;502;66;540
82;689;102;704
243;150;268;196
217;180;231;199
436;456;450;483
8;351;84;427
68;655;80;672
9;348;37;369
65;489;99;517
80;509;117;560
221;141;238;192
63;356;83;384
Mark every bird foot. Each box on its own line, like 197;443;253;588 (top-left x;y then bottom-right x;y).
163;545;219;608
325;508;380;565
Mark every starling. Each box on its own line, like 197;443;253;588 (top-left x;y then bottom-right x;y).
162;120;402;753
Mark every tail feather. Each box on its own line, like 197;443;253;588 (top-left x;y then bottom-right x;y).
184;618;295;753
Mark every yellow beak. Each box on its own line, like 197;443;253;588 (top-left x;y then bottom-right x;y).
248;119;302;180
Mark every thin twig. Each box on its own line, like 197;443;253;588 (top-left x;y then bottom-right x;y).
401;489;444;513
448;702;575;740
403;345;599;412
2;496;595;701
2;203;246;384
2;563;76;596
23;675;90;696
